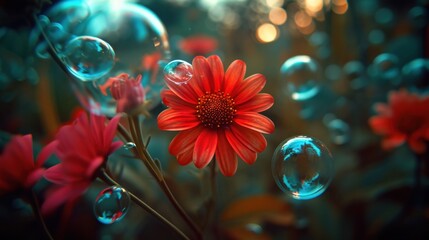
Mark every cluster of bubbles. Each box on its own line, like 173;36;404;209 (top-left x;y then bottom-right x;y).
34;1;171;116
94;186;130;224
272;136;334;200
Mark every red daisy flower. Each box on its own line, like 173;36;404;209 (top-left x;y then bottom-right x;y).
157;55;274;176
0;134;57;193
179;35;218;56
42;112;122;214
369;89;429;153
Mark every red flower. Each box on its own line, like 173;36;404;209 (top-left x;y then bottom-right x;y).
179;35;218;56
42;112;122;214
99;73;146;114
0;134;57;193
157;55;274;176
369;89;429;153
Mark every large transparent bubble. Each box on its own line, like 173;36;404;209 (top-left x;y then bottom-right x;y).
36;0;171;116
272;136;334;200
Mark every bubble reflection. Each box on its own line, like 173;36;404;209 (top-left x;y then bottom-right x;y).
272;136;334;200
94;186;130;224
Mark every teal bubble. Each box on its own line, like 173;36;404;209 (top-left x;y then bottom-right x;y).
272;136;334;200
401;58;429;87
372;53;400;84
326;118;350;145
163;60;193;85
94;186;130;224
280;56;321;101
62;36;115;81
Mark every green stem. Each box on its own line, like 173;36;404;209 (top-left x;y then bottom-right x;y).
202;161;216;230
99;170;191;240
128;116;203;239
29;190;54;240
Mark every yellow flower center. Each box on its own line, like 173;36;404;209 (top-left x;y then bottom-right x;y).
196;91;236;128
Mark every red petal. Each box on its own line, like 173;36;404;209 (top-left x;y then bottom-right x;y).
237;93;274;113
165;77;200;104
216;131;237;176
193;129;217;168
232;74;266;104
207;55;224;92
25;168;44;188
177;148;193;165
369;117;395;135
230;124;267;152
225;60;246;94
225;128;257;165
381;135;405;150
193;56;214;93
161;90;195;110
169;126;202;155
36;140;58;167
41;183;88;215
234;112;275;134
157;109;199;131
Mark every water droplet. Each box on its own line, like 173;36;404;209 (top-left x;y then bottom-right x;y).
280;55;321;101
272;136;334;200
326;118;350;145
94;186;130;224
123;142;136;150
163;60;193;85
62;36;115;81
372;53;400;84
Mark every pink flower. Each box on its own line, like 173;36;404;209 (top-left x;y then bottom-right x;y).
0;134;57;193
157;55;274;176
369;89;429;153
99;73;146;114
42;112;122;214
179;35;218;56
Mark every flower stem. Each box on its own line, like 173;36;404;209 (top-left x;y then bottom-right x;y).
29;190;54;240
99;169;191;240
202;161;216;230
128;116;203;239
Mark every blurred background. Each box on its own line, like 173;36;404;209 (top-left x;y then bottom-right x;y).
0;0;428;239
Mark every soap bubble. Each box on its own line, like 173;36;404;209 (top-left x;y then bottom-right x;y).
272;136;334;200
401;58;429;87
372;53;400;85
37;1;171;116
163;60;193;85
280;55;321;101
94;186;130;224
326;118;350;145
343;61;367;90
62;36;115;81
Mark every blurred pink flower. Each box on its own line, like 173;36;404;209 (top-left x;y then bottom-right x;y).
369;89;429;153
179;35;218;56
158;55;274;176
42;112;122;214
100;73;146;114
0;134;57;193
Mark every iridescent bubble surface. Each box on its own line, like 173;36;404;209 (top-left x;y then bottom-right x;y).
272;136;334;200
163;60;193;85
39;1;171;116
62;36;115;81
94;186;130;224
280;55;321;101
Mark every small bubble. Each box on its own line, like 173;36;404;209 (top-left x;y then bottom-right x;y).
272;136;334;200
163;60;193;85
326;118;350;145
62;36;115;81
401;58;429;87
280;55;321;101
123;142;136;150
94;186;130;224
372;53;400;84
